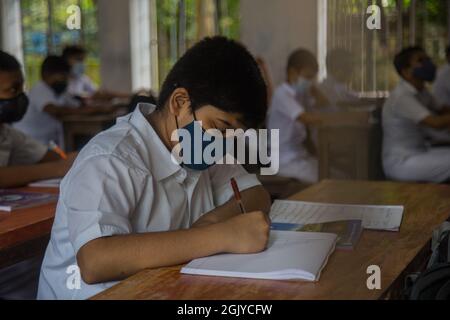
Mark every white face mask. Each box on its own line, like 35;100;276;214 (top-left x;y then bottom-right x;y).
72;62;85;77
293;77;312;96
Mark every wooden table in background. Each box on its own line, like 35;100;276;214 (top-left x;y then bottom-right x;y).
0;187;57;269
61;114;118;152
93;180;450;300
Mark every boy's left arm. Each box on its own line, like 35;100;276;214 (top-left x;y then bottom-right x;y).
192;185;271;228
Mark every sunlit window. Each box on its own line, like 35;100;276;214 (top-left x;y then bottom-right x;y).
325;0;448;95
20;0;99;88
155;0;240;88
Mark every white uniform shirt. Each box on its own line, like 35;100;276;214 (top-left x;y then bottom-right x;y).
318;76;359;112
267;83;310;164
67;75;97;97
0;124;48;167
37;103;261;300
382;80;433;161
433;64;450;108
14;81;80;148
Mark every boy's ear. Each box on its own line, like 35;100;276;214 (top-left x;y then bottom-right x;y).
168;88;191;117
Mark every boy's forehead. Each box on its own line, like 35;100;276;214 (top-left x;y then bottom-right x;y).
200;106;246;129
411;51;427;63
0;70;23;89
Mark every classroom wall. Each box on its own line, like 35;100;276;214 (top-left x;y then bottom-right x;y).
240;0;318;87
97;0;133;92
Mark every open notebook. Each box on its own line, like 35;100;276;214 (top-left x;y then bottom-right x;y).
181;231;338;281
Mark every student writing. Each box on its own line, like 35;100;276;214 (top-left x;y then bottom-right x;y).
0;51;76;189
37;37;272;300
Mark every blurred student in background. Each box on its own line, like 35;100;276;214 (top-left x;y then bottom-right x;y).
433;45;450;110
267;48;327;184
62;45;96;98
319;48;360;112
0;50;75;299
383;46;450;183
62;45;130;100
15;55;115;149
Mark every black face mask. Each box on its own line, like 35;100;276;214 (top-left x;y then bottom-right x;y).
0;93;29;123
51;81;68;96
413;59;437;82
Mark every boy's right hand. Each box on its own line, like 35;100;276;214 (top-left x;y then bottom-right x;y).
221;211;270;254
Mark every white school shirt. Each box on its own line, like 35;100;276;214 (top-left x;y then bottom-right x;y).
13;81;80;148
433;64;450;108
318;76;359;112
267;83;310;166
37;103;261;300
0;124;48;167
382;80;433;162
67;75;97;97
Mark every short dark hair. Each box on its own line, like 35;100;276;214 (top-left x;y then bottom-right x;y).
41;55;71;77
0;50;21;73
62;45;87;60
287;48;318;73
394;46;424;75
157;36;267;128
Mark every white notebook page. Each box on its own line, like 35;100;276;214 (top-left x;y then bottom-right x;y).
270;200;404;231
181;231;337;281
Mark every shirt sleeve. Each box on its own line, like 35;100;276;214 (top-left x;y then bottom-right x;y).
394;93;432;124
272;89;305;121
208;164;261;207
63;155;147;254
7;126;48;165
432;69;450;108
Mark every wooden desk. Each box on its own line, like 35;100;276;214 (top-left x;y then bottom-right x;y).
60;105;129;152
61;114;118;152
93;180;450;300
317;109;384;181
0;187;57;269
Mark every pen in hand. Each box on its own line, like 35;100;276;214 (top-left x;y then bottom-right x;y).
230;178;246;214
49;141;68;160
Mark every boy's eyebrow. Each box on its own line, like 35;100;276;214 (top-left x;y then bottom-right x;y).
218;118;245;130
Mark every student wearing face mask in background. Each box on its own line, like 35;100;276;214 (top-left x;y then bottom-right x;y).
0;50;77;300
382;46;450;183
62;45;130;100
266;48;329;184
62;45;97;98
14;55;116;149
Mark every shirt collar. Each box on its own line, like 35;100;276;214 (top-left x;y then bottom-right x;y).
119;103;185;182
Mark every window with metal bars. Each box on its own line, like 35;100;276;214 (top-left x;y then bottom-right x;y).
155;0;240;88
20;0;99;89
324;0;449;95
